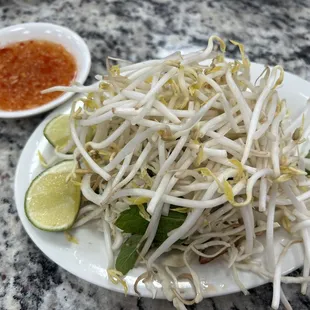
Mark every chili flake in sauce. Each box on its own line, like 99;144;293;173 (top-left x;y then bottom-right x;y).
0;40;77;111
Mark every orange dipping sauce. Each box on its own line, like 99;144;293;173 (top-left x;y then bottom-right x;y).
0;40;77;111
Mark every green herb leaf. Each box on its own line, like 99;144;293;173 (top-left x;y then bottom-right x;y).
115;205;187;245
115;206;148;235
115;234;142;275
115;207;187;276
155;211;187;243
114;207;187;274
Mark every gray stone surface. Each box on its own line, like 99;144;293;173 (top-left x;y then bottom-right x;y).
1;0;310;309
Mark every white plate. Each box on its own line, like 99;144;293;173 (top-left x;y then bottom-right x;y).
0;23;91;118
15;61;309;299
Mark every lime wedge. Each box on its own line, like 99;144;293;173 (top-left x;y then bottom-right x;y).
25;160;81;231
44;114;71;150
44;114;94;152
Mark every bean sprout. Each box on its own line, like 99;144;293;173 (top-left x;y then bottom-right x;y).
41;37;310;310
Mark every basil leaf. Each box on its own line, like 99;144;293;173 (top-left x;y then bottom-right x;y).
115;205;187;274
115;234;142;275
115;206;148;235
155;211;187;243
115;206;187;245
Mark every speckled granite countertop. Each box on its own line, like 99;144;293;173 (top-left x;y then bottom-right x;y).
1;0;310;309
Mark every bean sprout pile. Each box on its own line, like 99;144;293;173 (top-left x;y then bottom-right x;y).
44;36;310;310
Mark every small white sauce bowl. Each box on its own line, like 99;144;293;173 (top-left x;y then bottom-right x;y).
0;22;91;118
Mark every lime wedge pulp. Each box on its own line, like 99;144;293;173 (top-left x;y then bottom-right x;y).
25;160;81;231
44;114;71;150
44;114;94;152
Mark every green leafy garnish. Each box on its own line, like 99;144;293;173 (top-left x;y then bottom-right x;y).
155;211;187;243
115;205;186;243
115;206;149;235
114;205;187;274
115;234;143;275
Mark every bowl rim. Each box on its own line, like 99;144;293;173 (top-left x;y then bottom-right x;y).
0;22;91;119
